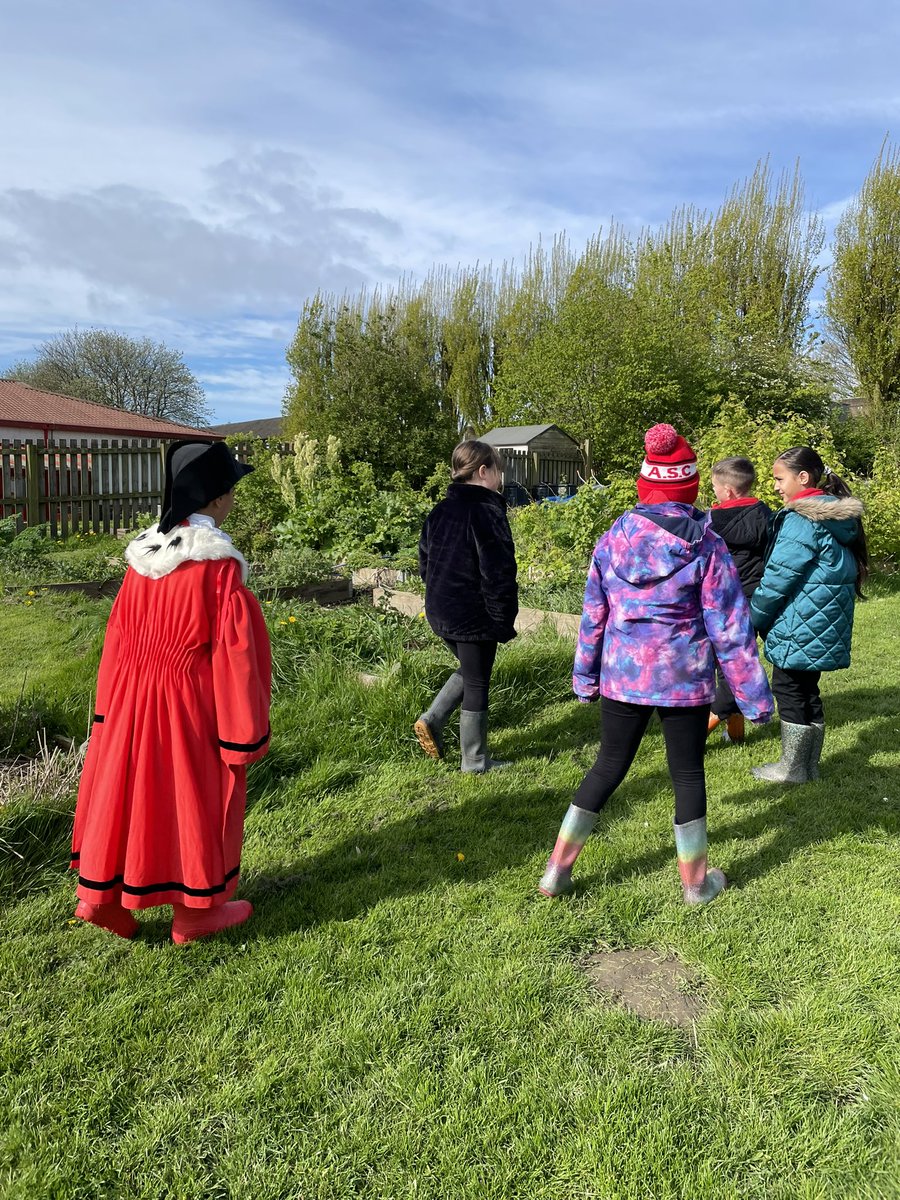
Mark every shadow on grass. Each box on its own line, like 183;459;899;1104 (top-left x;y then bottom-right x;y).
246;682;900;930
242;765;674;935
4;679;897;926
584;699;900;893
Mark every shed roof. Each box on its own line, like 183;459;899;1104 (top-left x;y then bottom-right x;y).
479;424;579;448
209;416;284;438
0;379;218;440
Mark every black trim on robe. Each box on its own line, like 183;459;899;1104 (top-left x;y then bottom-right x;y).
76;863;240;897
93;715;105;724
218;726;270;753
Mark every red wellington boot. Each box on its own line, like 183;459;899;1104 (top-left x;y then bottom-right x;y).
171;900;253;945
74;900;139;939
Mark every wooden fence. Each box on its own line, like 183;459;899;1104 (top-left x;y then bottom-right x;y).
0;435;586;537
0;439;166;537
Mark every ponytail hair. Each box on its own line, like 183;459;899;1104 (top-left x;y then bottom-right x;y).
775;446;854;497
775;446;869;598
451;439;503;483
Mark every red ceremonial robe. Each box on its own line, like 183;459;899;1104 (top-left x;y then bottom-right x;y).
71;517;272;910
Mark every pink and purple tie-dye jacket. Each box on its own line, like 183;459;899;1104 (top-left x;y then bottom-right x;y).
573;502;773;720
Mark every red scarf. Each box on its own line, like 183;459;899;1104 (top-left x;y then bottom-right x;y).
711;496;762;509
789;488;825;501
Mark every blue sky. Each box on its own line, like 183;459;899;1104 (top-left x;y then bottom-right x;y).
1;0;897;423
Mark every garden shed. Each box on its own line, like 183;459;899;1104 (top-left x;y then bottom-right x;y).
478;424;583;501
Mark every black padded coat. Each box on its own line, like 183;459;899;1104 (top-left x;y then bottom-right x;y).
709;500;772;599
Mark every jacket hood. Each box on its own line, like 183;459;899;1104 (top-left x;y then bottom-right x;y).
610;504;710;585
710;500;769;548
785;495;864;546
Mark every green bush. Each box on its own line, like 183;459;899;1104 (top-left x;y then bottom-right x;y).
223;435;290;562
692;397;843;508
0;521;52;586
267;435;446;569
509;474;634;586
253;544;338;588
856;449;900;570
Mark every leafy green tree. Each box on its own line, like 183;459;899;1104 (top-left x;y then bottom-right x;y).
490;237;576;427
8;328;210;426
825;139;900;433
707;161;825;417
693;398;842;509
285;294;456;485
436;268;493;432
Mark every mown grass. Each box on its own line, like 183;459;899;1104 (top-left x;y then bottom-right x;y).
0;591;898;1199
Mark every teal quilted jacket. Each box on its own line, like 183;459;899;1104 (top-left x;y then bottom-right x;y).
750;494;864;671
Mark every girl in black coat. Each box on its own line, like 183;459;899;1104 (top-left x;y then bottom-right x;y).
415;440;518;772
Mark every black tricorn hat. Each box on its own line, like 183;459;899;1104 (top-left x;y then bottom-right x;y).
159;440;253;534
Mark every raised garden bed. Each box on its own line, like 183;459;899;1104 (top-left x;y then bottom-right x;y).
371;587;580;637
4;576;354;606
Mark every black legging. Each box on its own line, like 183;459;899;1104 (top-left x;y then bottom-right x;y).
574;697;710;825
771;666;824;725
711;666;739;719
443;639;497;711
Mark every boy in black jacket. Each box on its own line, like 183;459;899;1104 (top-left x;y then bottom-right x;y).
708;457;772;742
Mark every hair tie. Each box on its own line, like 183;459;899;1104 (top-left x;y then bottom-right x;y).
823;465;833;478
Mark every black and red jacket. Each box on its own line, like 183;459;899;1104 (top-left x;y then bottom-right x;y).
710;498;772;600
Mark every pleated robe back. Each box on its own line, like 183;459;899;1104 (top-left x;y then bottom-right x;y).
71;554;271;910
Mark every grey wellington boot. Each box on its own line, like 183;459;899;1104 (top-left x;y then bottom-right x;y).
806;723;826;781
459;710;510;774
414;671;465;759
751;721;815;784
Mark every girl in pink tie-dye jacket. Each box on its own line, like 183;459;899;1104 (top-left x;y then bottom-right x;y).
572;503;773;713
539;424;773;907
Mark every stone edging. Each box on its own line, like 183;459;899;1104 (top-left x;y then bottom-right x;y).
4;577;353;605
371;588;580;638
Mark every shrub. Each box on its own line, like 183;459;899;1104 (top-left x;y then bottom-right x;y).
254;545;337;588
856;449;900;570
267;434;446;569
509;474;634;586
223;436;290;562
0;521;52;585
692;397;844;508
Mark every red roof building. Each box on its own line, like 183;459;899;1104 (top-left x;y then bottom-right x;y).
0;380;220;443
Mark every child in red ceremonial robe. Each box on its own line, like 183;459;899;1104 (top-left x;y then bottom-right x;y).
71;441;272;944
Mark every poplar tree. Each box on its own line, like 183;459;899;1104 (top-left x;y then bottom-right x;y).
826;139;900;431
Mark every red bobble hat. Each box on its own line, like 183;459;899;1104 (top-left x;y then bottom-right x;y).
636;423;699;504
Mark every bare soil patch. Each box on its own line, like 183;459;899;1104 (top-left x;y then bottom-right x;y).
581;948;706;1029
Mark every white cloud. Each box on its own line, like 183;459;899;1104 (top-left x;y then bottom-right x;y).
2;0;900;421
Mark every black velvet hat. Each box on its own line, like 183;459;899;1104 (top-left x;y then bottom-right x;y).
159;440;253;534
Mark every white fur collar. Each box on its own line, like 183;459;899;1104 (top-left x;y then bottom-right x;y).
125;521;248;581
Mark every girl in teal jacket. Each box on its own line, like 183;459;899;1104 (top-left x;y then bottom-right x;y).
750;446;867;784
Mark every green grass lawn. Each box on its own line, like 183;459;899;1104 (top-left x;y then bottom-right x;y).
1;590;898;1199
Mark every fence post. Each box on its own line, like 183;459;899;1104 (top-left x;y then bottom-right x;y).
24;442;40;527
